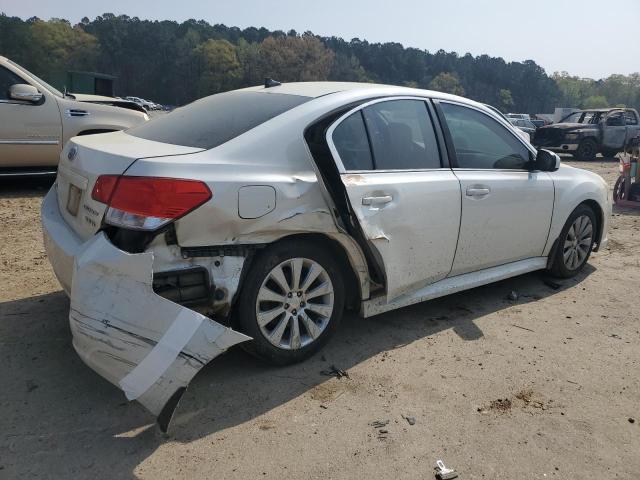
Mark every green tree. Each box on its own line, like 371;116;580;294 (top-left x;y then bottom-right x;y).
582;95;609;109
192;39;242;97
259;34;334;82
428;72;465;96
499;89;514;111
28;19;98;78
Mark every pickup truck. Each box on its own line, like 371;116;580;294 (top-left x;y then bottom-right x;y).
533;108;640;160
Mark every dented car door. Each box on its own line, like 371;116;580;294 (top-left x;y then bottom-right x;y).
327;98;461;301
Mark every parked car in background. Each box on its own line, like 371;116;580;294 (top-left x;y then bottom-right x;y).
530;118;547;128
533;108;640;160
125;96;152;111
0;56;149;173
507;113;531;120
42;81;610;430
484;103;531;142
125;96;162;111
509;118;537;137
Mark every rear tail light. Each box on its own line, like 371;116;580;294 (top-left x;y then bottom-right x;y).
92;176;212;230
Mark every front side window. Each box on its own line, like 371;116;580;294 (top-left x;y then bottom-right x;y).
0;66;25;101
440;102;531;170
332;111;374;170
362;100;441;170
606;112;625;126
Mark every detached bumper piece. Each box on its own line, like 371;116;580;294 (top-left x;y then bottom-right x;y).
69;233;250;432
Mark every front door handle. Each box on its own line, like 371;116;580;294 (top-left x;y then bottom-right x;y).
362;195;393;206
466;186;491;197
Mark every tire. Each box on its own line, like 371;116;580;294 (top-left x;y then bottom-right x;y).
237;239;345;365
548;204;597;278
613;175;627;203
575;138;598;161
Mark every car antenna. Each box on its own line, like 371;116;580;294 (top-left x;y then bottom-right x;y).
264;77;281;88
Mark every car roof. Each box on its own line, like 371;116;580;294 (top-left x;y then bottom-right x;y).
240;81;474;103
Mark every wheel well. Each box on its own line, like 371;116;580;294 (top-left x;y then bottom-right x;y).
274;233;362;311
580;199;604;250
77;129;117;136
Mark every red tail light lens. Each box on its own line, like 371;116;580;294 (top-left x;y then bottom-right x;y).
92;175;212;230
91;175;120;204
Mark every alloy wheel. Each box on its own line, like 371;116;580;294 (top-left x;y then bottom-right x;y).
563;215;593;270
255;258;334;350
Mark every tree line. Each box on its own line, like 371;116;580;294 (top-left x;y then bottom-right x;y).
1;13;639;113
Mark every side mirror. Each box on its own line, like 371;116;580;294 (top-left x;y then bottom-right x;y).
533;149;560;172
9;84;43;103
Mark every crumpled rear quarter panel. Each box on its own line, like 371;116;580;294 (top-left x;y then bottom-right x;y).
69;233;250;430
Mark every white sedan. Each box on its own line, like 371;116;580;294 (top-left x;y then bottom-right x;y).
41;81;610;430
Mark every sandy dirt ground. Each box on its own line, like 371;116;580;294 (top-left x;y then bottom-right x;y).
0;157;638;479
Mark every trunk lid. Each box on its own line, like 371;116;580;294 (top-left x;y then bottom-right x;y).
56;131;203;241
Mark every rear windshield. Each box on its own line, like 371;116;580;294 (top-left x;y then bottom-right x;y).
126;91;311;149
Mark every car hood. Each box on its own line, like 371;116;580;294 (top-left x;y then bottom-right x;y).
540;123;598;131
71;93;118;102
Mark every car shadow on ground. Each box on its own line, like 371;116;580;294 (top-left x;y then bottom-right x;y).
0;174;55;198
0;264;594;478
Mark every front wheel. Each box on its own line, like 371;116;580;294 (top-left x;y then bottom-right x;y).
237;240;345;365
575;138;598;161
548;204;597;278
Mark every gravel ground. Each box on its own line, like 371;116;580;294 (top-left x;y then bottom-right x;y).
0;157;638;479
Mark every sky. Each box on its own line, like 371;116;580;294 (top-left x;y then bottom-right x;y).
1;0;638;79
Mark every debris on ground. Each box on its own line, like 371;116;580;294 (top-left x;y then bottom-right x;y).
26;380;38;393
478;398;512;414
320;365;349;379
435;459;459;480
511;324;535;332
369;420;390;440
507;291;519;301
369;419;389;428
629;418;636;424
403;415;416;425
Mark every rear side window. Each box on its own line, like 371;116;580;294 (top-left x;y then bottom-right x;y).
625;111;638;125
126;91;310;149
441;102;531;170
332;111;374;170
363;100;441;169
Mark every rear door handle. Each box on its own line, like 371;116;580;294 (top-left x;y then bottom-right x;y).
466;186;491;197
362;195;393;206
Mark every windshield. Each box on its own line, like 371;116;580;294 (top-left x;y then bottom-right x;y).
7;59;64;98
126;90;311;149
561;111;603;124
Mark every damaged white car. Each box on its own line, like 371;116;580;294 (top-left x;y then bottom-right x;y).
42;81;610;431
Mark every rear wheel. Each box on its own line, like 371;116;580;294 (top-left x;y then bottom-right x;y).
237;240;345;365
575;138;598;161
548;204;597;278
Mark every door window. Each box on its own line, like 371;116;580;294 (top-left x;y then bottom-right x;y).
440;102;532;170
332;110;374;170
606;112;624;126
624;111;638;125
0;67;25;100
362;100;441;170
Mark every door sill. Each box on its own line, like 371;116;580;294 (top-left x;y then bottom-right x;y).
361;257;547;318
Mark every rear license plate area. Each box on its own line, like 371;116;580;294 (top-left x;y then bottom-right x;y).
66;184;82;216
